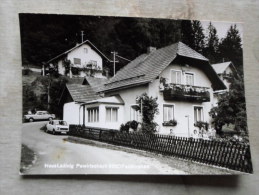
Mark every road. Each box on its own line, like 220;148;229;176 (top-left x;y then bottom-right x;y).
21;122;186;175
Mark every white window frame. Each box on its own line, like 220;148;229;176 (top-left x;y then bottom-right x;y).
163;104;175;122
170;69;182;84
106;107;119;122
87;107;99;123
184;72;195;86
130;104;140;122
193;105;204;123
83;48;88;53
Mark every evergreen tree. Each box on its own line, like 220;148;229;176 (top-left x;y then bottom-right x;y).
209;74;247;135
181;20;195;49
181;20;206;54
192;21;205;53
204;22;220;63
219;24;243;73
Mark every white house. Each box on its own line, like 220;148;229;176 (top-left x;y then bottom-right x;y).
47;40;111;78
212;61;237;91
59;76;108;125
61;42;226;138
211;61;237;106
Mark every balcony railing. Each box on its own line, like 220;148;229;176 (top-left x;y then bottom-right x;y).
160;83;210;102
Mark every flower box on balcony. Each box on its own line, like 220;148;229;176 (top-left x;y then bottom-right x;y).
162;119;177;127
162;84;210;102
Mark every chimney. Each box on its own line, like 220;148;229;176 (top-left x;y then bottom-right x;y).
147;46;156;54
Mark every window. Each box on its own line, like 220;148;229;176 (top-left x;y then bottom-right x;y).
171;70;181;84
74;58;81;65
87;107;99;123
106;107;118;122
194;106;203;122
163;105;174;122
130;105;140;121
185;73;194;86
84;48;88;53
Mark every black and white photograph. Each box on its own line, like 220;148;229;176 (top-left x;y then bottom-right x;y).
20;13;253;175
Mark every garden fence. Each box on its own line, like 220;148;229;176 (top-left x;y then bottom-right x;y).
69;125;253;173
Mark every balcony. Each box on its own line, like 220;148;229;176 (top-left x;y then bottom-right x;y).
160;83;210;102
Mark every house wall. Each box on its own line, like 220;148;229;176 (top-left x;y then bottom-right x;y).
58;60;66;75
57;43;104;77
222;66;232;90
67;44;103;69
147;63;213;137
63;102;82;125
213;66;233;107
83;103;124;129
106;85;148;126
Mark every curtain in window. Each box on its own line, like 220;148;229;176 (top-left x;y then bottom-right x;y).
163;105;174;122
194;106;203;122
171;70;181;84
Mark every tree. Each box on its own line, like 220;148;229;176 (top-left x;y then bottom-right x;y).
218;24;243;73
204;22;220;63
135;93;159;134
192;21;205;53
181;20;195;49
181;20;206;54
48;76;68;118
209;74;247;135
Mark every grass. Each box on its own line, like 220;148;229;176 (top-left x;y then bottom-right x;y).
22;71;41;85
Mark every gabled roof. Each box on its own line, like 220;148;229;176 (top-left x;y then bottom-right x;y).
66;84;99;103
84;76;108;92
211;61;237;74
99;42;225;92
81;95;124;105
47;40;111;63
61;76;108;103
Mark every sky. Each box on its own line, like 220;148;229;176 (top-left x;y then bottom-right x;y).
200;21;243;41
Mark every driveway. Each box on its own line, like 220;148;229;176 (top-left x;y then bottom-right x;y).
21;122;186;175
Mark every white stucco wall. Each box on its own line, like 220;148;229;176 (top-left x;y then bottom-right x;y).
63;102;82;125
83;103;124;130
58;60;65;75
57;43;104;77
67;44;103;69
148;63;214;137
106;85;148;125
103;63;215;137
222;66;232;90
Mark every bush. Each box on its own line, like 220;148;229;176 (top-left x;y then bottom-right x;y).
120;123;129;133
141;122;158;134
120;121;139;132
130;120;138;131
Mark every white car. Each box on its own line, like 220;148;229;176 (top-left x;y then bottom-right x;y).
24;111;55;122
46;120;69;135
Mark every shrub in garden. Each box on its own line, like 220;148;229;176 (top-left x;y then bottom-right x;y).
120;123;130;133
136;93;159;134
130;120;138;131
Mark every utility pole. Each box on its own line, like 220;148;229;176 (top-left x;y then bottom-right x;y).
111;51;119;76
185;115;190;137
81;31;85;43
47;74;51;110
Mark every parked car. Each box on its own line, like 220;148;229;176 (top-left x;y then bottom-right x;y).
46;120;69;135
24;111;55;122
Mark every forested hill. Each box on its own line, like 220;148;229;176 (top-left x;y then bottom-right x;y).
19;14;243;74
19;14;181;71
